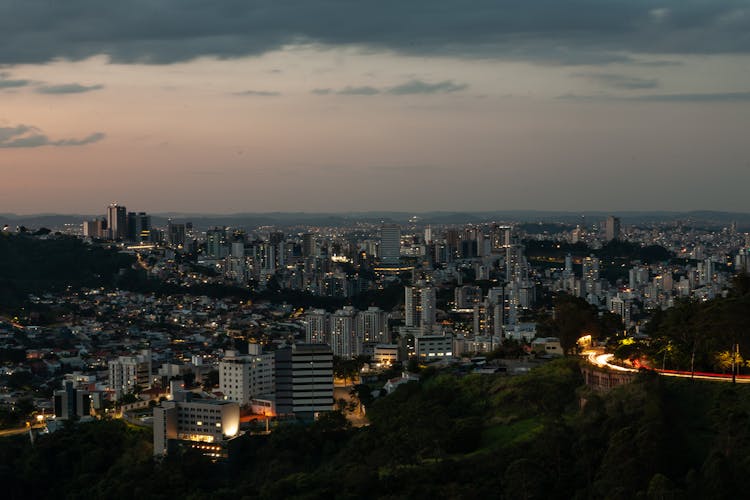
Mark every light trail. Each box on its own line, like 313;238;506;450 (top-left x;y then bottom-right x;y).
583;350;750;383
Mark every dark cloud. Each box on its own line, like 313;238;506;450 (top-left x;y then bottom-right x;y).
35;83;104;94
0;72;32;89
0;2;748;65
233;89;281;96
0;125;105;148
572;72;660;89
387;79;467;94
314;80;468;96
337;86;380;95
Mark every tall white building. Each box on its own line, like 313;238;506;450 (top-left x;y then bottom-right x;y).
330;306;357;358
304;309;329;344
356;306;389;344
219;348;275;406
405;281;436;334
108;350;151;401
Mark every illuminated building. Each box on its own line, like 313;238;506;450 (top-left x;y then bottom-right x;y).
153;391;240;459
108;350;152;401
126;211;151;242
373;344;399;366
304;309;329;344
274;344;333;420
206;227;228;259
414;334;453;360
405;281;436;334
330;307;357;358
219;347;275;406
356;306;389;344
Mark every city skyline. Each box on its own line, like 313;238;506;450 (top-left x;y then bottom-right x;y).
1;1;749;213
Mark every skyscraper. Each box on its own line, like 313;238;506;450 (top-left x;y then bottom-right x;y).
274;344;333;420
107;203;127;240
605;216;621;241
380;223;400;265
405;281;436;334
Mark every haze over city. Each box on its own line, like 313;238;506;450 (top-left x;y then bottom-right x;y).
1;1;749;214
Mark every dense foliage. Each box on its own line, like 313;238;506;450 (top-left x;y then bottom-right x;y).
2;359;749;499
616;276;750;376
0;233;135;310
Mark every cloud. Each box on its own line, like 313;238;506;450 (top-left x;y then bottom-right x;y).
233;90;281;96
35;83;104;94
0;72;32;89
632;91;750;102
558;91;750;102
337;86;381;95
0;2;748;66
572;72;660;89
0;125;105;148
313;79;468;96
386;79;467;94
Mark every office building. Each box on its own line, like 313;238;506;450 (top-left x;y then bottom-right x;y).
53;380;91;420
153;390;240;459
126;212;151;242
605;216;621;241
107;203;127;240
380;223;401;265
274;344;333;420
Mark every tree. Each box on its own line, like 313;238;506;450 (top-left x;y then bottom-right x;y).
539;293;601;354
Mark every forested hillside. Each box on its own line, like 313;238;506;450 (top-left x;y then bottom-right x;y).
1;359;749;499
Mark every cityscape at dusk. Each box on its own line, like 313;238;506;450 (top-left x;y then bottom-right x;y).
1;1;750;213
2;2;750;499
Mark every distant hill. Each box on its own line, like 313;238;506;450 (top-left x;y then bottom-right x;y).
2;209;750;231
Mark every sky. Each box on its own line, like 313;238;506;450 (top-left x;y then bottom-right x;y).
1;1;750;215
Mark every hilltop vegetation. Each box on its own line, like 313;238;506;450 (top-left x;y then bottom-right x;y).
617;274;750;375
2;359;750;499
0;233;135;310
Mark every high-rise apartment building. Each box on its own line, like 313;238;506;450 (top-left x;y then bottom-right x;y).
304;309;329;344
218;348;275;405
405;281;436;334
356;306;389;344
108;350;152;401
330;306;357;358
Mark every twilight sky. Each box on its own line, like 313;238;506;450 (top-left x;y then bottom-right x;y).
1;1;750;214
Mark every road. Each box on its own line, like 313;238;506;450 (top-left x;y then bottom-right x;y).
584;350;750;383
